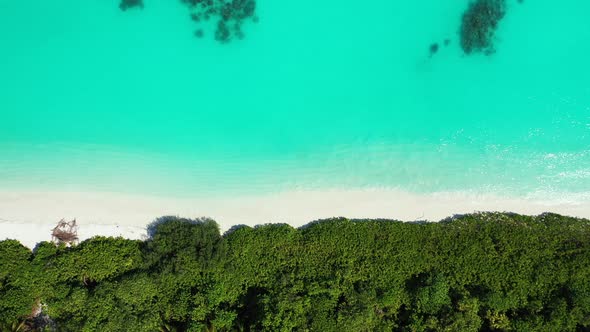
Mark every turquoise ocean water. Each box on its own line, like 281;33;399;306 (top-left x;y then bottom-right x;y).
0;0;589;201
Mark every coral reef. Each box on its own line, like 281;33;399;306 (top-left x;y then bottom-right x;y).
460;0;506;55
119;0;144;11
183;0;257;43
118;0;257;42
429;43;439;57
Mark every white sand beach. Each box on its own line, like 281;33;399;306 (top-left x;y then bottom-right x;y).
1;189;589;248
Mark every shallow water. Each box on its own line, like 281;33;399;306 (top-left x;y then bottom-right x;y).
0;0;589;202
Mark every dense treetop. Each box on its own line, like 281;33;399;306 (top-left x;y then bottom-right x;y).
2;212;590;331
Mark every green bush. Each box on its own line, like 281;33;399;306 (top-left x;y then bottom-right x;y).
1;212;589;331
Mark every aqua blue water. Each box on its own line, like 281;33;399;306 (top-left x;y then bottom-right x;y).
1;0;589;200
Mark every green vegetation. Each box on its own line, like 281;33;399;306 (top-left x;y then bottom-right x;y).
2;212;590;331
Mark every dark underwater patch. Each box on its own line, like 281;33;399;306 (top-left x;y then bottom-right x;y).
460;0;506;55
119;0;144;11
119;0;258;43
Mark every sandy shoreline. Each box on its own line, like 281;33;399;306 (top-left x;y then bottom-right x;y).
1;189;589;248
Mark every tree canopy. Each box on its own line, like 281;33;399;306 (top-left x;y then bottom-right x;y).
1;213;590;331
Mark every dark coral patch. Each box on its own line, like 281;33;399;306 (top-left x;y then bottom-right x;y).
215;20;231;43
429;43;439;56
460;0;506;55
184;0;257;43
119;0;143;11
120;0;258;43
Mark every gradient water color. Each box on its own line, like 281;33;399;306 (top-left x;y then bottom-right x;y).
0;0;589;203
